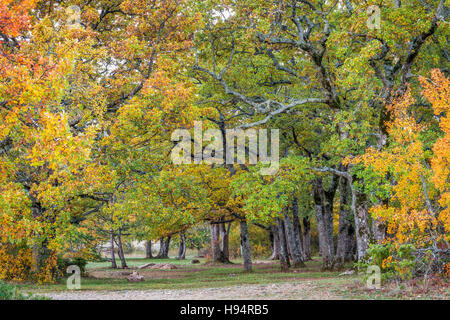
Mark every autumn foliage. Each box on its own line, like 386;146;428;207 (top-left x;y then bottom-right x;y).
352;70;449;277
0;1;448;283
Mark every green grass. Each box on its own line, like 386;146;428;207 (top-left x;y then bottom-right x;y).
0;281;50;300
18;257;343;293
86;257;197;269
13;257;446;299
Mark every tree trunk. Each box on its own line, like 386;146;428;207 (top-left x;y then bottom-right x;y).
210;223;222;262
372;218;386;244
220;222;231;261
313;178;336;270
32;244;50;273
291;197;306;261
176;233;186;260
240;220;252;272
284;219;292;259
277;218;290;271
346;224;356;261
145;240;153;259
283;207;305;268
334;169;371;261
156;238;164;258
269;225;280;260
314;203;334;269
302;217;311;260
156;237;171;258
335;177;355;267
31;201;50;272
163;236;171;258
209;223;229;263
116;228;128;269
352;192;371;261
110;228;117;269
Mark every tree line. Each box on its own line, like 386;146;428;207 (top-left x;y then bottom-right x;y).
0;0;448;282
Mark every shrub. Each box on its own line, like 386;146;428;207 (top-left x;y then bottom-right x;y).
0;245;33;282
57;257;88;277
0;281;35;300
228;223;271;258
355;243;417;283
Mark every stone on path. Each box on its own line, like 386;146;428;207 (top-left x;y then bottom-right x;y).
126;271;144;282
338;270;355;276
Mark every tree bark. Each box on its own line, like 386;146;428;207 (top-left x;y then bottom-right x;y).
32;244;50;273
110;228;117;269
277;218;290;271
346;224;356;261
239;220;252;272
220;222;231;261
302;217;311;260
372;218;386;244
209;223;230;263
156;236;171;258
156;238;164;258
313;178;337;270
352;192;371;261
145;240;153;259
30;200;50;272
163;236;171;258
291;197;306;260
176;233;186;260
116;228;128;269
335;177;355;267
210;223;222;262
269;225;280;260
283;207;305;268
314;202;333;269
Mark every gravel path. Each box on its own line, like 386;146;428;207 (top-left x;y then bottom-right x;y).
42;281;342;300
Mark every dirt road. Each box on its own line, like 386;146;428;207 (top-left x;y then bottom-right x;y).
42;281;342;300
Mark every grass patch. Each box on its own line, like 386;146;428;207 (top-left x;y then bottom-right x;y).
86;257;197;269
18;257;341;293
0;281;50;300
17;257;446;299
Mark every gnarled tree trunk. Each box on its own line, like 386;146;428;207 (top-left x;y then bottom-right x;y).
335;177;355;267
328;168;371;262
32;244;50;273
352;192;371;261
291;197;305;259
372;217;386;244
314;203;334;269
116;228;128;269
156;236;171;258
283;207;305;268
269;225;280;260
176;233;186;260
302;217;311;260
110;228;117;269
220;222;231;261
240;220;252;272
156;238;164;258
145;240;153;259
31;200;51;273
210;223;222;262
209;223;230;263
277;218;290;271
313;178;338;270
163;236;171;258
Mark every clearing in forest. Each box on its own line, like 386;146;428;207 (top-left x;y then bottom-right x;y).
19;258;449;300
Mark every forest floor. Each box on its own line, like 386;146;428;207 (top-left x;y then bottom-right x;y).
18;257;449;300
